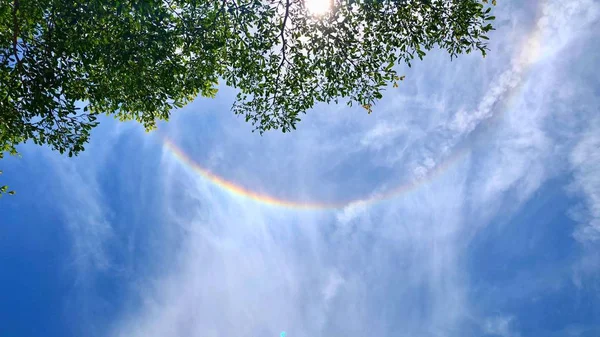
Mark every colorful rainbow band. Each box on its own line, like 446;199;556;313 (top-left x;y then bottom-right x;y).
162;136;469;210
160;0;544;211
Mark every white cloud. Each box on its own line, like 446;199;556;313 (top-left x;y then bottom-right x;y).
49;121;143;279
570;119;600;244
569;119;600;288
48;0;600;336
360;122;409;151
321;270;344;303
336;201;367;225
483;315;520;337
57;159;113;275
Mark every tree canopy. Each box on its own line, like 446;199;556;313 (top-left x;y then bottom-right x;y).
0;0;496;194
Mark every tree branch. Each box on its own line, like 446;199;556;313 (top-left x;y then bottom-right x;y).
271;0;291;111
12;0;21;65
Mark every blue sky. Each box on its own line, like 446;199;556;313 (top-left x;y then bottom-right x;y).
1;0;599;336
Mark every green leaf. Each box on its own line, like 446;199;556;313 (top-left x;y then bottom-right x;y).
0;0;497;192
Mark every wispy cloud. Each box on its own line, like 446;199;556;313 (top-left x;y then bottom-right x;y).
54;156;113;276
40;0;598;336
570;119;600;244
483;315;521;337
49;121;153;281
569;118;600;287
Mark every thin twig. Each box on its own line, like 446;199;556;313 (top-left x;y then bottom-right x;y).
12;0;21;66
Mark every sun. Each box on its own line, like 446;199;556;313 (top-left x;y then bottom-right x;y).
305;0;332;15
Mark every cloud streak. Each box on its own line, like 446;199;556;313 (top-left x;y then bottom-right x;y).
43;0;599;336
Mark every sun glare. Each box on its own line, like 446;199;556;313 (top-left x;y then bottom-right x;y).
305;0;331;15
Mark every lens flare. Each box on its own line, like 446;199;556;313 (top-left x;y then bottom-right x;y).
305;0;331;15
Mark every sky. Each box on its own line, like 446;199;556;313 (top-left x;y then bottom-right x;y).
1;0;600;336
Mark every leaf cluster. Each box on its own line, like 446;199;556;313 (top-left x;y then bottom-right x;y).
0;0;497;156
